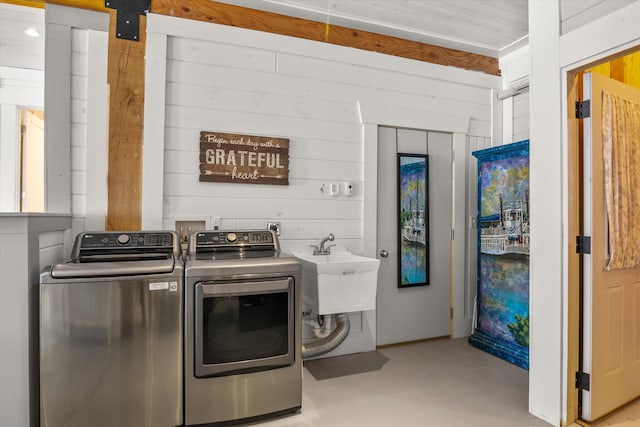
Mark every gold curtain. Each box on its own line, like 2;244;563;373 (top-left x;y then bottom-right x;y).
602;91;640;270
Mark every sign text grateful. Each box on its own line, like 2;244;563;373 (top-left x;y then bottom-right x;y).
199;131;290;185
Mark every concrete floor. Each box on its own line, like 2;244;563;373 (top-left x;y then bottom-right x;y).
228;337;640;427
245;338;552;427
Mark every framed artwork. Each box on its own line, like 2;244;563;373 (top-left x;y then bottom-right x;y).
397;153;429;288
468;140;530;370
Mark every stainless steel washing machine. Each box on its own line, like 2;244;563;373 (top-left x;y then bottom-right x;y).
184;229;301;426
39;231;184;427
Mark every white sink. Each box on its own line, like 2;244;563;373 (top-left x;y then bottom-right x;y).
294;252;380;315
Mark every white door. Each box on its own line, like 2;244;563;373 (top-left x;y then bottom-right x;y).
376;127;452;346
580;71;640;421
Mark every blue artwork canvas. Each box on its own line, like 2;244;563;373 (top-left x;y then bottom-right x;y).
397;154;428;287
469;140;529;370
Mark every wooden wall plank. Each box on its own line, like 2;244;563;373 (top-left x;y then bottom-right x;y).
151;0;500;76
587;51;640;89
610;57;625;82
106;10;145;230
624;51;640;90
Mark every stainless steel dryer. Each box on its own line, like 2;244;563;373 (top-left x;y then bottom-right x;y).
184;229;301;426
39;231;183;427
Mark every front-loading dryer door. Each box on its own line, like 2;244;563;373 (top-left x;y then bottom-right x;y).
194;277;295;377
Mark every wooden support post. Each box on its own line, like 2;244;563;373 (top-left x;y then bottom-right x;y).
106;9;146;230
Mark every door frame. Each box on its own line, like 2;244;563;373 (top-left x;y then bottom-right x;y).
566;50;640;425
567;67;581;426
361;106;476;340
374;127;453;345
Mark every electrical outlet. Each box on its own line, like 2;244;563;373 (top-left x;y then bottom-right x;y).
344;182;354;196
212;217;221;230
330;183;340;196
267;222;281;236
175;220;206;246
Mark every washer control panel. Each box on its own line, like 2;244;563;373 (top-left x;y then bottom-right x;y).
79;232;175;249
70;231;181;263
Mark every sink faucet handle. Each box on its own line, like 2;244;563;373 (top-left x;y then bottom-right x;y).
324;244;336;253
310;244;321;255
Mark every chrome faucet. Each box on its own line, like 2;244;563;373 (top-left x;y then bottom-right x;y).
312;233;335;255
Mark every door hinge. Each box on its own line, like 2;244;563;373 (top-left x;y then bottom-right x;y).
575;371;590;391
576;236;591;254
576;100;591;119
450;307;454;319
451;229;454;240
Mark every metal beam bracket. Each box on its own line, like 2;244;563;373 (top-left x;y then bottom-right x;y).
105;0;150;41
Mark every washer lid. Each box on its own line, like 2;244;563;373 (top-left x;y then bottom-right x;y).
50;258;177;279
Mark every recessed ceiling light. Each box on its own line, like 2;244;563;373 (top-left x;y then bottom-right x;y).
25;28;40;37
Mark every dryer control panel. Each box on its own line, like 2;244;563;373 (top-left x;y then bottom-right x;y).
191;229;279;255
79;232;174;249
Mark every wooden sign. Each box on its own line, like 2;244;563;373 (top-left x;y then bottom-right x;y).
199;131;289;185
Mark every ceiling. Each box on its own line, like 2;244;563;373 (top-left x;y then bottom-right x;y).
0;0;528;73
214;0;529;58
0;3;45;70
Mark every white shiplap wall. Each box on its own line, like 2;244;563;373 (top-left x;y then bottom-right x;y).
144;13;499;352
45;13;108;237
44;5;108;224
498;44;530;144
162;37;365;252
147;14;496;248
69;28;109;236
512;92;530;142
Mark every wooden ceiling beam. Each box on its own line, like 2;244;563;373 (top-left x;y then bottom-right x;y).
0;0;43;8
0;0;107;11
151;0;500;76
47;0;106;11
